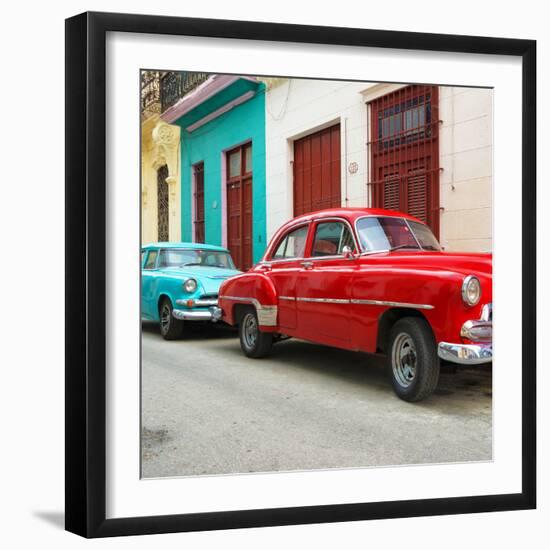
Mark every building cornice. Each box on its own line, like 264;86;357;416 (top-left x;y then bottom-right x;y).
161;74;258;124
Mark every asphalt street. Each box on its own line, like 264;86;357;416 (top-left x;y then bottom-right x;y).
141;322;492;479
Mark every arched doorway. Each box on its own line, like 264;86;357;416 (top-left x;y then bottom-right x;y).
157;165;169;242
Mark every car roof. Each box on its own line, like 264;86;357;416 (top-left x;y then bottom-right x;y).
283;207;423;227
142;242;230;252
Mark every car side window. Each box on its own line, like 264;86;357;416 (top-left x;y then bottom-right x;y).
311;221;355;257
272;226;309;260
144;250;158;269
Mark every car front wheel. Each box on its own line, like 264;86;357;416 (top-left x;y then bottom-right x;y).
239;308;273;358
159;298;184;340
387;317;440;402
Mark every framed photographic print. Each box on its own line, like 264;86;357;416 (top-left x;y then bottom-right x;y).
65;11;536;538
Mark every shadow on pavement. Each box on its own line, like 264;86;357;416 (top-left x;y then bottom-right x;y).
216;337;492;407
142;320;237;340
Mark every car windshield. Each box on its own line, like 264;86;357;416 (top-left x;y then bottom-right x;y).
356;217;441;253
407;220;441;251
157;249;236;269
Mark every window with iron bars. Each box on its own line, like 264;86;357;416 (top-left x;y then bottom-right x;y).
368;85;441;239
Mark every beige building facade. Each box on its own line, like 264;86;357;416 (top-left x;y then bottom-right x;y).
141;115;181;245
438;86;493;252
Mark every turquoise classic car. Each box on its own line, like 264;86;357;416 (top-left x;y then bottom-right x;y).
141;243;241;339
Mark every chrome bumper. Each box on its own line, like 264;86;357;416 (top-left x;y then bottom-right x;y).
172;306;223;322
438;342;492;365
176;298;218;307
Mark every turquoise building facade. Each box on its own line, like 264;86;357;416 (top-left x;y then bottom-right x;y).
169;77;267;269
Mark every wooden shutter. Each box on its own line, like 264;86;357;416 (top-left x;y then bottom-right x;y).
293;124;341;216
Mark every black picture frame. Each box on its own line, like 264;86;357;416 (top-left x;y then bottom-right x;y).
65;11;536;538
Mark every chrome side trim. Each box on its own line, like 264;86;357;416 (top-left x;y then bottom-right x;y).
219;294;433;322
438;342;492;365
278;297;434;309
219;295;278;326
351;299;434;310
219;295;261;308
358;249;391;257
259;257;305;266
256;306;278;326
296;297;349;304
304;254;350;262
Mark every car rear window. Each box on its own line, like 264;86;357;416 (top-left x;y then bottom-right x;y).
272;225;309;260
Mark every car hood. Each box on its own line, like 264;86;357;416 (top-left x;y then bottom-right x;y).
158;266;242;293
359;250;492;277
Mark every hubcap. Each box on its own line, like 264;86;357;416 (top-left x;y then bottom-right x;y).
391;332;417;388
160;304;171;333
242;313;258;349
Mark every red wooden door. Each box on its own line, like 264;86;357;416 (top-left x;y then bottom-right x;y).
226;143;253;271
193;162;205;243
293;124;341;216
369;85;440;238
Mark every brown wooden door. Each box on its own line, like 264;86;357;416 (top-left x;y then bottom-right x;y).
293;124;341;217
369;85;440;238
226;143;253;271
193;162;205;243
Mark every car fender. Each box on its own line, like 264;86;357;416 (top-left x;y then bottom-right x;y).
351;265;491;350
219;272;278;330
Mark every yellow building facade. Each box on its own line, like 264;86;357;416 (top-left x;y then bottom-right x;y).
141;114;181;245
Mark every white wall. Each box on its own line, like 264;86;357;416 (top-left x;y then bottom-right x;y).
439;87;493;252
264;77;376;239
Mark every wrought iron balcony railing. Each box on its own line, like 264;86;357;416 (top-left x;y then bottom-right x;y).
160;72;209;113
141;71;210;121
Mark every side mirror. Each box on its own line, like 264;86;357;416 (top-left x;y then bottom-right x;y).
342;245;356;259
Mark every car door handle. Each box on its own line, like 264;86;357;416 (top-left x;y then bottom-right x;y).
301;261;314;270
259;263;272;271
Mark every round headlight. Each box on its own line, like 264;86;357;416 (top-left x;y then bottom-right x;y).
183;278;197;293
462;275;481;306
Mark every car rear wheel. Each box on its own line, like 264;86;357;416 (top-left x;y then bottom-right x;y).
159;298;184;340
387;317;440;402
239;308;273;358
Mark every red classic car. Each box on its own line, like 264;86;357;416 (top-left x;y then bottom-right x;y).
218;208;492;402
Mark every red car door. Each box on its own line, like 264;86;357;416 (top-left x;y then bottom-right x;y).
295;219;358;347
263;223;310;330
